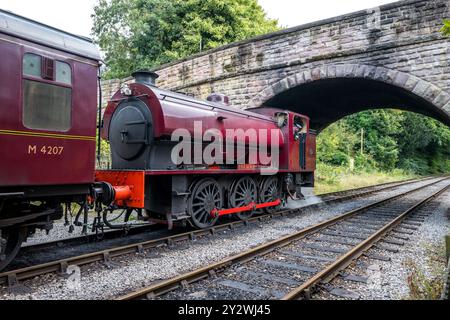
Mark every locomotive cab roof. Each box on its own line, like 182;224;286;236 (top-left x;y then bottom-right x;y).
0;8;101;61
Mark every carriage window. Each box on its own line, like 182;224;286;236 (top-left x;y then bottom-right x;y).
23;53;41;77
23;80;72;131
55;61;72;84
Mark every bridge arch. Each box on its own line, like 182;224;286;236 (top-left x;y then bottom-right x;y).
247;64;450;131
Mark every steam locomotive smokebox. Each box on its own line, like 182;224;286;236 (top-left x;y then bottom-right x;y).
109;71;179;170
109;98;155;169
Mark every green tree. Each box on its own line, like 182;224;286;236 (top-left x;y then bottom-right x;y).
92;0;279;79
346;110;403;170
317;121;358;166
318;109;450;175
398;112;439;156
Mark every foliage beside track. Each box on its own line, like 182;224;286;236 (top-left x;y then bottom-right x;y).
318;110;450;173
314;163;417;194
315;109;450;193
404;243;448;300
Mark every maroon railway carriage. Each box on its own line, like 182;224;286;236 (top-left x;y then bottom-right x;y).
98;71;316;229
0;9;101;269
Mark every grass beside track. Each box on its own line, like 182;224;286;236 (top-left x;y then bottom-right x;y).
314;165;419;194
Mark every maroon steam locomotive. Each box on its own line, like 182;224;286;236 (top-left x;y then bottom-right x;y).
0;9;316;271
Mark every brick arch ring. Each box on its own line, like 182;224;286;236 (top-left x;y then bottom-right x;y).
246;64;450;116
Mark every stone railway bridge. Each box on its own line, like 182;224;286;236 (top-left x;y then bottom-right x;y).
102;0;450;131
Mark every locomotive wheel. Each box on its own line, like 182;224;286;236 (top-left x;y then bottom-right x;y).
260;177;281;214
229;176;257;220
188;178;222;229
0;227;27;271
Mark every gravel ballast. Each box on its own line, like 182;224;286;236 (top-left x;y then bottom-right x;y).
0;178;448;300
325;188;450;300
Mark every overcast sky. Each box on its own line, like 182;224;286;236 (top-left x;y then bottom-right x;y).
1;0;396;37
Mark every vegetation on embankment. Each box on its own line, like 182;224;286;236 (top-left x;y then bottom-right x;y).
404;243;448;300
314;109;450;193
314;163;418;194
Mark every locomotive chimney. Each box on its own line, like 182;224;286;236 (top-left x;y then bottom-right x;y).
132;70;159;87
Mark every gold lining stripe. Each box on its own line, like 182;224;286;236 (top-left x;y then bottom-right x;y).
0;129;96;141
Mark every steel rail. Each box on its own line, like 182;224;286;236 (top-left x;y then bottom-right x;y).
116;177;449;300
0;175;440;287
20;223;160;253
282;183;450;300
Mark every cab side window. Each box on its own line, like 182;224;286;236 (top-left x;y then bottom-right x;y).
22;53;72;132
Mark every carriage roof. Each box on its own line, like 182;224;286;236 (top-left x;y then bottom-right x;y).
0;8;101;61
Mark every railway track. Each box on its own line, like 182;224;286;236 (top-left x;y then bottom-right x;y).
0;175;441;289
21;223;159;253
116;177;450;300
